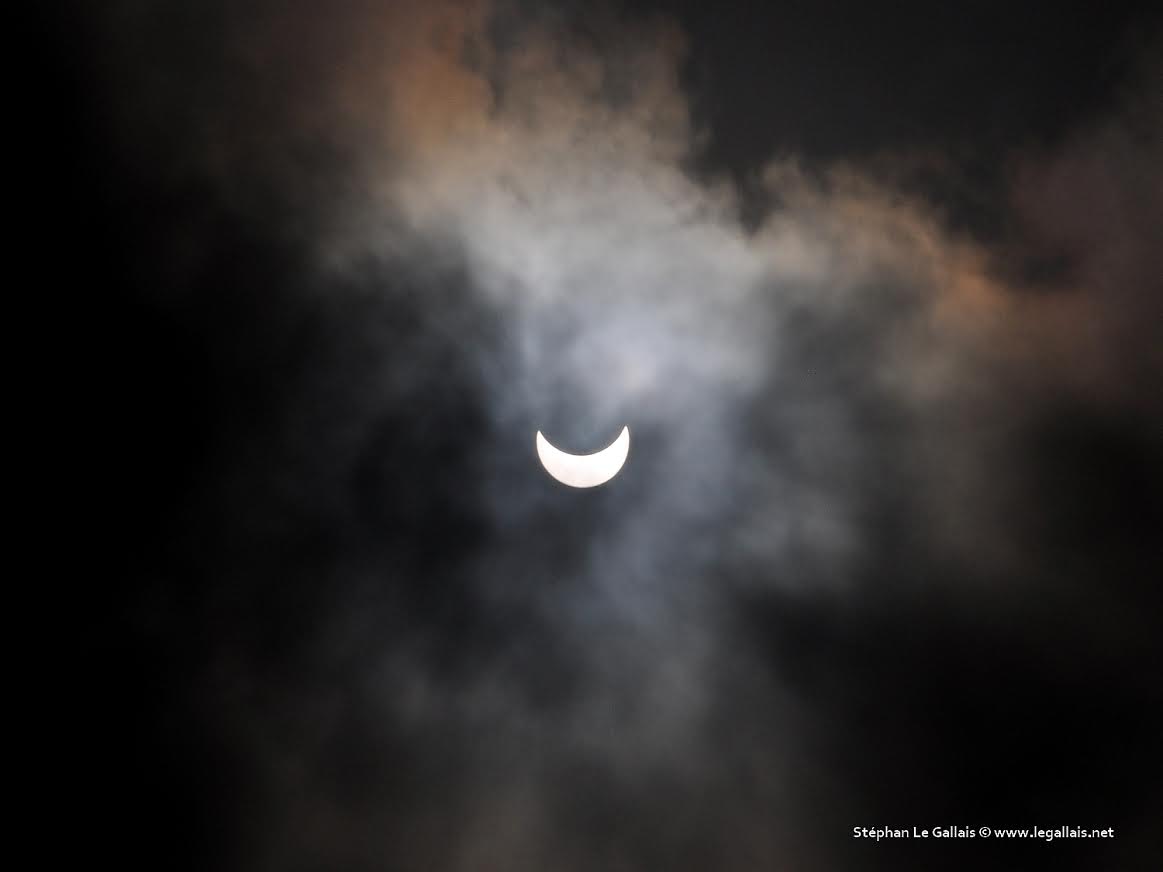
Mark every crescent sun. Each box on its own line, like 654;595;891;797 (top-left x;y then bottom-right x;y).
535;426;630;488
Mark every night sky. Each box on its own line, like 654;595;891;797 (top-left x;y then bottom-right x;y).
41;1;1162;869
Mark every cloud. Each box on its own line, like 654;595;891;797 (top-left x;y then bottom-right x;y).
85;2;1162;869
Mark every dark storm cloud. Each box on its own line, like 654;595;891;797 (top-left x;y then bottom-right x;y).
70;2;1162;870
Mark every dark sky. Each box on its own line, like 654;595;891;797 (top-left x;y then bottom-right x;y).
652;0;1152;157
41;2;1162;870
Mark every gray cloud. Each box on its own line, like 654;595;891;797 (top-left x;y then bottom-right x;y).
85;2;1163;869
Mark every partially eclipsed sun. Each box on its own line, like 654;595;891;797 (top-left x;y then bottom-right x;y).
535;427;630;488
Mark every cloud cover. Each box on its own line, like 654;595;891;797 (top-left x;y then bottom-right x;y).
77;2;1162;869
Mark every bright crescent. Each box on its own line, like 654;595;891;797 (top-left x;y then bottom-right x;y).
535;426;630;488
